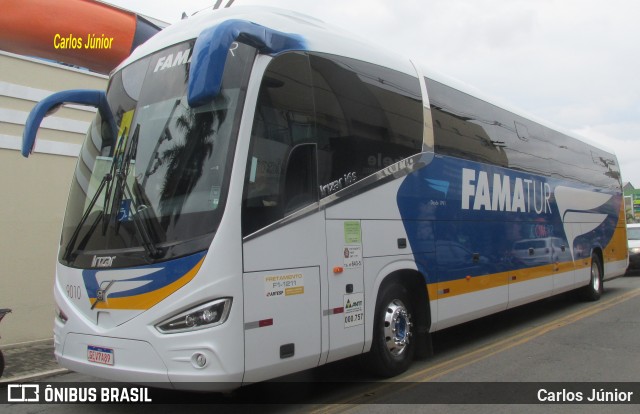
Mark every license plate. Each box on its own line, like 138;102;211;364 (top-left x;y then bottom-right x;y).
87;345;114;365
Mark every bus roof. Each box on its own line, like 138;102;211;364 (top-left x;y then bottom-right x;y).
118;5;616;158
118;6;416;77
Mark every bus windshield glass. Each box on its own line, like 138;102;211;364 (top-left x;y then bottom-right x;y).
59;40;255;268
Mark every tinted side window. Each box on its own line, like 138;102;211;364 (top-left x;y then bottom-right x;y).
310;54;423;197
542;126;620;189
494;109;551;177
427;77;553;174
426;77;620;189
242;52;425;236
426;78;508;168
242;52;316;236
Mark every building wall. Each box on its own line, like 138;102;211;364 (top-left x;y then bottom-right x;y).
0;51;107;344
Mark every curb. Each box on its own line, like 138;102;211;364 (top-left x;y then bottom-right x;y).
0;338;53;351
0;368;69;384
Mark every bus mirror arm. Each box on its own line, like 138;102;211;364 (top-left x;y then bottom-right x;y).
22;89;116;158
187;19;306;107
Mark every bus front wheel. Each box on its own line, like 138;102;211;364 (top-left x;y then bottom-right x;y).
364;282;416;377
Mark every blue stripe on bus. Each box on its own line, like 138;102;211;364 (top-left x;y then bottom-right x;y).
82;251;206;299
396;155;620;284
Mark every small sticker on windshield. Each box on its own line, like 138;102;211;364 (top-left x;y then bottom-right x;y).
249;157;258;183
117;199;132;222
210;186;221;209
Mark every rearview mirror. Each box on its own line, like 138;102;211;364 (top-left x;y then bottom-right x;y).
187;19;305;107
22;89;116;158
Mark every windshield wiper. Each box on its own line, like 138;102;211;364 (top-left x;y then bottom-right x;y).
100;127;127;236
62;126;128;262
62;174;111;262
106;124;163;259
64;124;163;262
121;180;162;258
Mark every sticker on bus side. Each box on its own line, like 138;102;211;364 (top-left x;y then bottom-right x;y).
264;273;305;298
344;293;364;328
343;245;362;269
344;221;361;244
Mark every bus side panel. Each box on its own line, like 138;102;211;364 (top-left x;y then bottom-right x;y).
507;274;553;309
434;286;508;331
396;155;622;329
325;220;365;363
242;211;326;382
323;179;430;355
574;251;594;289
242;267;321;383
603;201;629;279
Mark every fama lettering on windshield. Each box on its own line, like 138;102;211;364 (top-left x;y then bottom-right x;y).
154;48;192;73
461;168;552;214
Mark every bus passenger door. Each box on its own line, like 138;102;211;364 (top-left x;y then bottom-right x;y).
241;141;325;383
242;263;322;383
241;209;325;384
240;51;329;383
325;219;365;363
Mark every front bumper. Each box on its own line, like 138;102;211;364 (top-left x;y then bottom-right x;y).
55;331;242;391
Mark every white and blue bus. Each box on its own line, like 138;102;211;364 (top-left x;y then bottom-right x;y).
22;6;627;390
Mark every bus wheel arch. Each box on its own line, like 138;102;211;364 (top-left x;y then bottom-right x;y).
363;270;432;377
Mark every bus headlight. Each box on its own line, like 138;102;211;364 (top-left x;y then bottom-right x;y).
156;298;232;334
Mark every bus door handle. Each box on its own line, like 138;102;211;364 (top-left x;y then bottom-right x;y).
472;253;480;263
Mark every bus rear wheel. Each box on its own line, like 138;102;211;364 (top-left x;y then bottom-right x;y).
363;282;415;377
580;254;603;301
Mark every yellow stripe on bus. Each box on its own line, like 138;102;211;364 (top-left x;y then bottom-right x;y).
427;258;591;300
93;256;206;310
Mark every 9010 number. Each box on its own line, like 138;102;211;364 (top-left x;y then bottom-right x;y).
66;284;82;300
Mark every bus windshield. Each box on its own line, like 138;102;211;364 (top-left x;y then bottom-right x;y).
59;40;255;268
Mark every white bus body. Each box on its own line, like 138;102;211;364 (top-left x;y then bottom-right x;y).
21;6;627;391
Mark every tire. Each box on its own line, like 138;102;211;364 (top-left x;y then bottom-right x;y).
580;254;603;301
363;282;416;377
